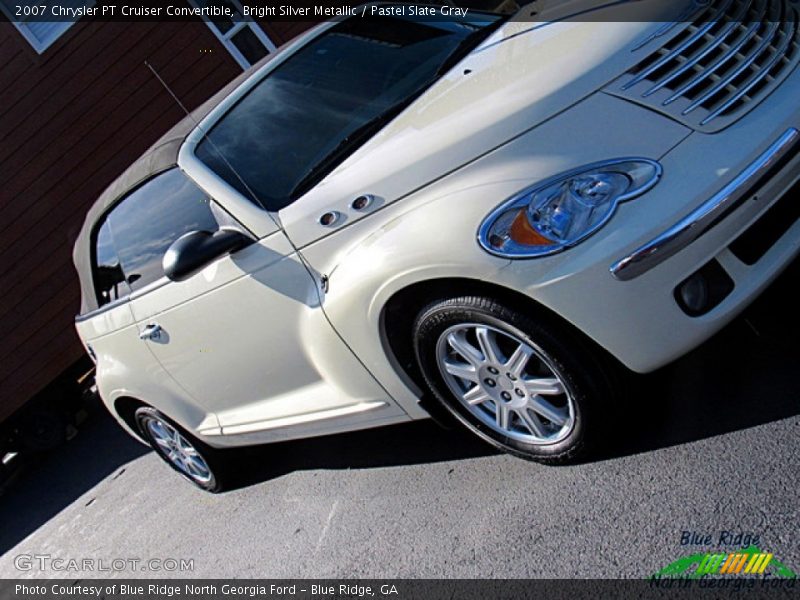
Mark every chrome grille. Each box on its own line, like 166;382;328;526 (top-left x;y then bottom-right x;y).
609;0;800;131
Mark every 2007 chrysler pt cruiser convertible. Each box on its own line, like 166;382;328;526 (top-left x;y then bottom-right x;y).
74;0;800;490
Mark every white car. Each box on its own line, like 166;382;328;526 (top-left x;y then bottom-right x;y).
74;1;800;490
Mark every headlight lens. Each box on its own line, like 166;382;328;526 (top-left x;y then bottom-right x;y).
478;159;662;258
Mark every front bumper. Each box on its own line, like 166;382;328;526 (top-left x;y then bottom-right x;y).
611;128;799;282
494;68;800;374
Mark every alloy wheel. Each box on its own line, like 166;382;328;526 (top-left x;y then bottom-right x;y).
435;323;575;445
143;415;213;485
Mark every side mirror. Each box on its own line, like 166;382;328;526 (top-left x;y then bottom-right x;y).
163;229;252;282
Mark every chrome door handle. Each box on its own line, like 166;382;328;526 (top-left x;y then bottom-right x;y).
139;324;162;341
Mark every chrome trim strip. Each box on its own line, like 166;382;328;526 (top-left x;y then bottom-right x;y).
630;0;709;52
214;401;388;436
610;128;800;281
663;16;763;106
644;0;750;99
700;18;798;126
75;296;131;323
632;21;681;53
129;276;171;300
622;9;728;91
683;16;780;116
75;277;173;323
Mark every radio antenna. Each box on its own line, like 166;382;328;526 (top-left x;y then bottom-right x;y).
145;60;191;116
143;60;332;298
143;60;281;231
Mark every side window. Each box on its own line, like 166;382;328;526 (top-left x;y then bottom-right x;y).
92;220;129;308
91;169;220;305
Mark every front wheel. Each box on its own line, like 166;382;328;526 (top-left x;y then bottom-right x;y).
413;296;616;464
135;407;228;492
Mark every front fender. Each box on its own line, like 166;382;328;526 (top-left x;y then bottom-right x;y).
301;181;512;417
298;93;691;417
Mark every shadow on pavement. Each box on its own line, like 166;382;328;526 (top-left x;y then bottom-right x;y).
603;256;800;461
229;418;496;490
0;403;148;556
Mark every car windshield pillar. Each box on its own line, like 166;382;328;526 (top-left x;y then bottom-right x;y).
194;14;503;212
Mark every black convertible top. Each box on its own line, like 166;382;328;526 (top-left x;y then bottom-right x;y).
72;53;273;315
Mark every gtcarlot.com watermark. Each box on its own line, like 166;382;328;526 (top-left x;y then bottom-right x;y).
14;553;194;573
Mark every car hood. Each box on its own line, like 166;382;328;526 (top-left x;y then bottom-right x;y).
282;0;691;247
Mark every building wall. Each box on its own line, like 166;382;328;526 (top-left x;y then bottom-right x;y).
0;17;313;422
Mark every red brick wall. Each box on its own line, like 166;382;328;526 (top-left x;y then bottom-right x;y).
0;17;313;421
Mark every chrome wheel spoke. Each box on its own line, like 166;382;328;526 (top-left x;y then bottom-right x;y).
528;395;569;427
182;445;201;457
523;376;564;396
443;360;478;383
153;437;172;450
146;417;212;484
515;408;546;437
505;344;533;377
463;385;491;406
149;421;171;441
495;404;510;430
475;327;502;364
184;455;208;477
446;331;483;366
183;451;211;481
175;434;193;453
182;458;199;477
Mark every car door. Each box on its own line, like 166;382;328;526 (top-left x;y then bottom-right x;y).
105;168;398;434
75;220;151;406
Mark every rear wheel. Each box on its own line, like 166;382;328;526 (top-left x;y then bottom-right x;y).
413;296;616;463
135;407;228;492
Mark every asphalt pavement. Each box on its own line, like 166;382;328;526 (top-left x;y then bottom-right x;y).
1;259;798;579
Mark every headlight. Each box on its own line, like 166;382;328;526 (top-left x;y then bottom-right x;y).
478;159;662;258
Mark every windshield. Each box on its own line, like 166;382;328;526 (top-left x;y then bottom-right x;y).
195;13;503;212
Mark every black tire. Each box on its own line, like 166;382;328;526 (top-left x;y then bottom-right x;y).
413;296;617;464
135;407;229;492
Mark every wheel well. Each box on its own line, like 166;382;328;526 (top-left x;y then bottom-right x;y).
113;396;149;442
380;277;622;420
